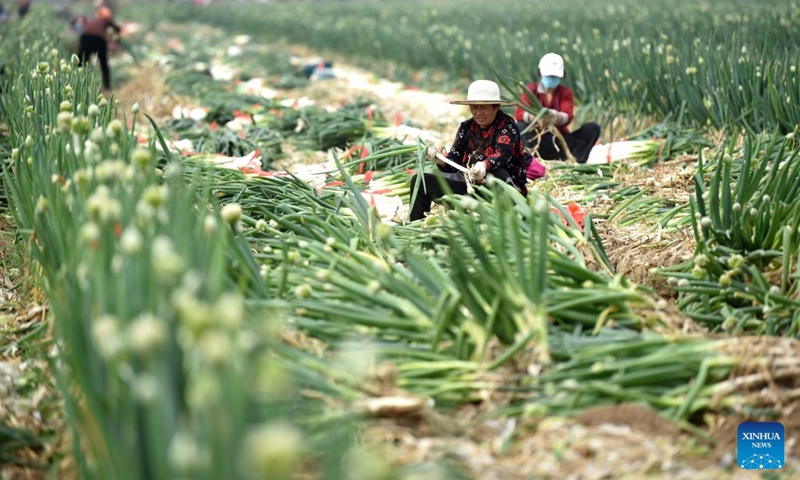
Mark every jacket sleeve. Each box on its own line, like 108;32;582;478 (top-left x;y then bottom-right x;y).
558;87;574;126
484;118;521;172
108;19;122;33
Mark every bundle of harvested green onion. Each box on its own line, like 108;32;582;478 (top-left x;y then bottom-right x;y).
237;171;657;375
517;329;800;423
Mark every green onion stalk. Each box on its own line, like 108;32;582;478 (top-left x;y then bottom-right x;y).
0;19;378;480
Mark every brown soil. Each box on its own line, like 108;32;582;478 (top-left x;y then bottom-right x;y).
573;404;683;438
362;402;799;479
0;213;67;480
113;64;194;124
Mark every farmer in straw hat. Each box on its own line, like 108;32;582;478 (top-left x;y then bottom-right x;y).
514;52;601;164
409;79;545;222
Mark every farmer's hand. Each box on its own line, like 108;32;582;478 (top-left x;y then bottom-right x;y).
540;109;558;126
522;111;535;123
427;146;445;166
470;161;488;181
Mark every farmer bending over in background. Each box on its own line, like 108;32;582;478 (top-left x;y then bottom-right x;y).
17;0;30;18
78;6;120;94
409;80;544;222
514;53;601;164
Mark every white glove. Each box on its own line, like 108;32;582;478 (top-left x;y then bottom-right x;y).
470;161;487;180
427;146;445;166
541;109;558;125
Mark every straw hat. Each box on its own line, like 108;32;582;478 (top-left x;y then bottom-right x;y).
539;53;565;78
450;80;516;106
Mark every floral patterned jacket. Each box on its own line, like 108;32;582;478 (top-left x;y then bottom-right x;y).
442;110;530;195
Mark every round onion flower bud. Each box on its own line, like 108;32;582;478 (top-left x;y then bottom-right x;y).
693;254;710;268
131;147;153;170
221;204;242;225
238;422;303;480
728;254;745;269
127;313;167;355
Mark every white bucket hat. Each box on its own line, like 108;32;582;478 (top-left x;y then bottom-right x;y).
450;80;516;106
539;53;565;78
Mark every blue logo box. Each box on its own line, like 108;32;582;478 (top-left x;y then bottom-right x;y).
738;421;784;470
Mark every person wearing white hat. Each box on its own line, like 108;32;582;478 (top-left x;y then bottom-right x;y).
514;53;601;164
409;80;545;222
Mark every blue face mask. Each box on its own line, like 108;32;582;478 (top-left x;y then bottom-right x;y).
541;76;560;90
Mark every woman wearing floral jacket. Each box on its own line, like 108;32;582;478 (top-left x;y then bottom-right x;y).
409;80;545;222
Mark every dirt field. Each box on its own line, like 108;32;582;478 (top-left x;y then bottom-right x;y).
2;20;798;480
113;31;800;479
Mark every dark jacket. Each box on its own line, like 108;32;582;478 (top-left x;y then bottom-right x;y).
443;110;530;195
81;16;120;40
